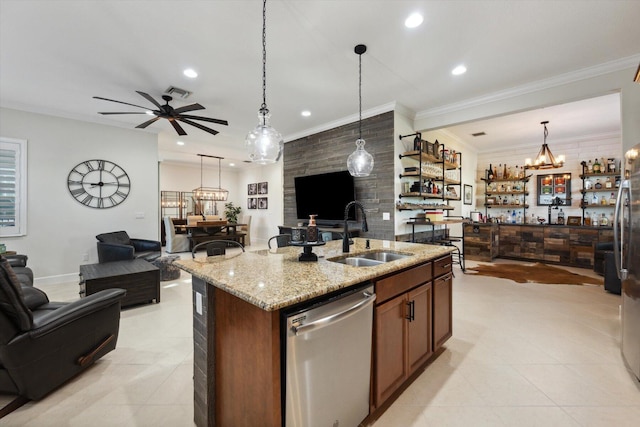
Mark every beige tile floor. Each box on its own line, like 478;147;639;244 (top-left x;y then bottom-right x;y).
2;253;640;426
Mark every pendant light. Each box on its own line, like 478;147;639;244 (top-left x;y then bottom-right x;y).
347;44;374;177
193;154;228;202
524;121;565;170
245;0;283;164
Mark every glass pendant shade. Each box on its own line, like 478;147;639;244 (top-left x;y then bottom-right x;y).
347;138;374;177
245;109;283;164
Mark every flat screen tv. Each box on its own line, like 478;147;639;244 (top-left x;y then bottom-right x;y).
294;170;356;225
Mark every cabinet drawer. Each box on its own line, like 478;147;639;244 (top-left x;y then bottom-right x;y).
376;262;432;304
433;255;452;278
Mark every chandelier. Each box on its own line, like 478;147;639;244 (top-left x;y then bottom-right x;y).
193;154;228;202
525;121;564;169
245;0;283;164
347;44;374;177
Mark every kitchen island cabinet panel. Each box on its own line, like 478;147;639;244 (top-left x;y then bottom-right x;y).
463;223;498;261
544;227;570;264
407;283;433;373
374;294;409;407
498;225;522;257
519;226;545;260
433;271;452;350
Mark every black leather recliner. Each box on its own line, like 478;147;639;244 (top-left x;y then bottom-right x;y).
0;256;126;418
96;230;161;263
3;255;33;287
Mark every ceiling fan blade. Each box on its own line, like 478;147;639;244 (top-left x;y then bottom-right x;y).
136;91;163;109
93;96;151;110
98;112;149;115
176;118;219;135
135;117;161;129
169;119;188;136
172;103;205;114
177;114;229;126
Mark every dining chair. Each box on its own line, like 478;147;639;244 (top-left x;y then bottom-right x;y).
191;240;245;258
239;215;252;246
164;217;190;253
268;234;291;249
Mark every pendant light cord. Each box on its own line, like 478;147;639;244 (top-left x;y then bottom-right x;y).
358;51;362;140
260;0;268;120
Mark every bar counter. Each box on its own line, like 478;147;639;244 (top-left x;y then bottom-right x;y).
463;222;613;268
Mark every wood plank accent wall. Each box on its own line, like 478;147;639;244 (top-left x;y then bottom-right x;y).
283;111;395;240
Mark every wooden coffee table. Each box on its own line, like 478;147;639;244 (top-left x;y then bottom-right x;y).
79;259;160;308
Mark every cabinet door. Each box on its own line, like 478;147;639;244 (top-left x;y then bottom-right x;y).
374;294;408;407
433;273;453;350
407;283;433;374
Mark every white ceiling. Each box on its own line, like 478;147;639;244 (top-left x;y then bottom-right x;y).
1;1;639;168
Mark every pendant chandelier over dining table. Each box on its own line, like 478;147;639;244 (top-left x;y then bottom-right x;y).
193;154;228;202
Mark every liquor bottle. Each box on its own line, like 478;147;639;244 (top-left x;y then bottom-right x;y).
584;212;591;226
609;192;616;205
511;210;516;224
503;164;508;179
557;208;564;225
592;193;599;205
609;159;616;174
587;159;593;173
593;158;601;173
488;164;494;180
594;179;602;189
605;176;612;189
592;212;599;226
585;177;592;190
497;164;503;179
600;213;609;226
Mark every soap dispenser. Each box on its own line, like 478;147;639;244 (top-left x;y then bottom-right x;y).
307;215;318;242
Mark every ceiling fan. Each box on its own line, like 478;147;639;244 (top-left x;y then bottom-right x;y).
93;90;228;136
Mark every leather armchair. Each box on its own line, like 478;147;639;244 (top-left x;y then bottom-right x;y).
3;255;33;287
96;231;161;263
0;257;126;417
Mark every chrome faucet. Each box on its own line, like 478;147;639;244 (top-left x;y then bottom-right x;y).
343;201;368;253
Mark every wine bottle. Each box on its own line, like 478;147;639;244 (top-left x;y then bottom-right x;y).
503;163;507;179
593;158;601;173
488;164;494;180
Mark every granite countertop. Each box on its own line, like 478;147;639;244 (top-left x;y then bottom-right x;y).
175;238;453;311
466;222;612;229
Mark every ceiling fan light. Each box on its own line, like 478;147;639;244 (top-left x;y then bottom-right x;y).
245;110;284;164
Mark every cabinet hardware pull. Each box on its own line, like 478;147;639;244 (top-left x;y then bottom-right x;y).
410;300;415;321
405;301;413;321
441;263;451;269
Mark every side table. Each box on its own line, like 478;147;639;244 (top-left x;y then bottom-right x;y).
79;259;160;308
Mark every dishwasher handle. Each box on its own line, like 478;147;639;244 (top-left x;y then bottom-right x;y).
291;291;376;336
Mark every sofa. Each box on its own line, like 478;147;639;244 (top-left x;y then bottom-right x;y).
96;231;161;263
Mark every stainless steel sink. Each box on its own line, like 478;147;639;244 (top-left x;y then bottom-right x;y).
332;257;384;267
328;251;411;267
356;251;410;262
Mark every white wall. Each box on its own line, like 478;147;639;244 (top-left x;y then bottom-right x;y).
159;161;283;246
0;107;159;285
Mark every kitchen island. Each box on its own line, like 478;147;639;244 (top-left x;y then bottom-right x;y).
175;238;454;427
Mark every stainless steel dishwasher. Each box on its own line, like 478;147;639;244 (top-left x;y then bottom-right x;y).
285;284;376;427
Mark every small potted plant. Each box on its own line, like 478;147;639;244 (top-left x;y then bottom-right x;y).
224;202;242;224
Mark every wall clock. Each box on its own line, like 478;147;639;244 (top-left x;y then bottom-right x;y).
67;159;131;208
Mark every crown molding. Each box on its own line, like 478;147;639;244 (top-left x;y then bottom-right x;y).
415;54;640;121
477;131;621;155
284;102;397;142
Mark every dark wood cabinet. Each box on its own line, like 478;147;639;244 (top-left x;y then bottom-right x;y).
372;255;452;409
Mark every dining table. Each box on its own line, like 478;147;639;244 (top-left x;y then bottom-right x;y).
177;221;247;249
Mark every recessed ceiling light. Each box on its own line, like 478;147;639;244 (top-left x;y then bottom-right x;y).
301;110;311;117
176;141;185;146
452;65;467;76
145;110;154;115
183;68;198;78
229;163;235;167
405;13;423;28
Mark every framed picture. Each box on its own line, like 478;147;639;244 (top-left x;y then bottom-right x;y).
258;197;268;209
537;173;571;206
464;184;473;205
567;216;581;226
248;183;257;195
258;181;268;195
248;198;257;210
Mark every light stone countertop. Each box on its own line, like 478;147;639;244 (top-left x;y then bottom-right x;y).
175;238;454;311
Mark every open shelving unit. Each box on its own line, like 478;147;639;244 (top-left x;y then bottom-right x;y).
579;160;620;225
481;174;531;223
